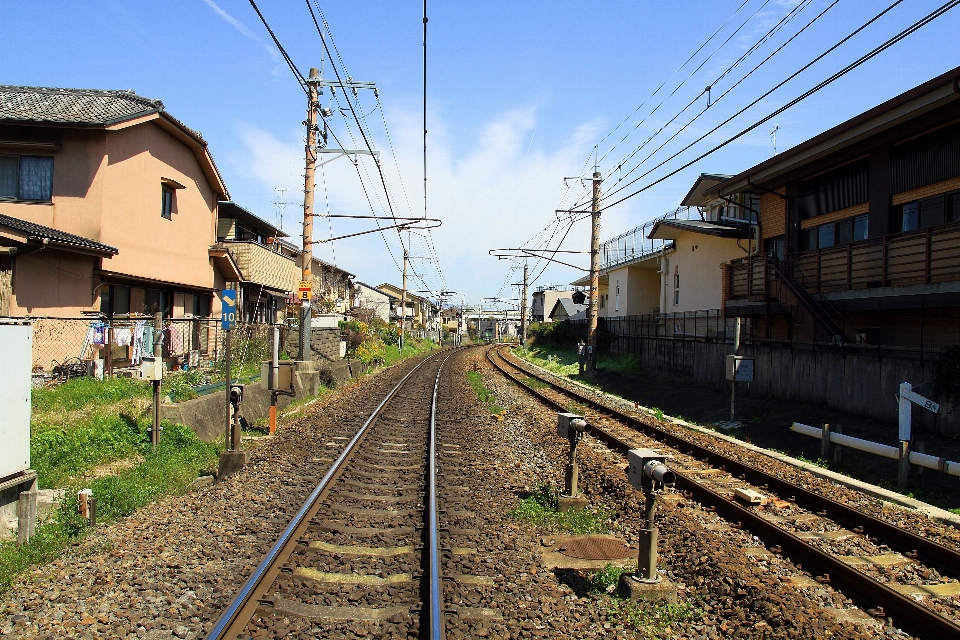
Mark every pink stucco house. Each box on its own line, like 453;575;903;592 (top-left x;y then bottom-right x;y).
0;85;240;320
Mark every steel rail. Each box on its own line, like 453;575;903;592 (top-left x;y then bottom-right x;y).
205;352;443;640
492;347;960;579
488;346;960;640
425;351;457;639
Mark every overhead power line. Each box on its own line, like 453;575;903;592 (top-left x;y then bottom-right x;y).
246;0;307;93
599;0;960;212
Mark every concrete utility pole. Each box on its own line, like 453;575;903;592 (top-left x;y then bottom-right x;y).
520;260;529;350
586;169;602;377
299;67;320;362
400;248;409;351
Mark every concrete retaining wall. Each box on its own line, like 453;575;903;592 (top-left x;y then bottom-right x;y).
159;358;364;442
611;337;958;437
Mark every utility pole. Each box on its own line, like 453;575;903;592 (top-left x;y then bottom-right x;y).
298;67;320;362
520;260;529;351
586;168;602;377
400;248;409;351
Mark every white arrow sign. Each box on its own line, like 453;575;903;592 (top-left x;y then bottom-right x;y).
901;388;939;414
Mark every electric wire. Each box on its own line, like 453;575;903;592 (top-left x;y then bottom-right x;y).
307;0;447;300
594;0;753;162
246;0;307;93
598;0;774;169
598;0;960;212
604;0;842;195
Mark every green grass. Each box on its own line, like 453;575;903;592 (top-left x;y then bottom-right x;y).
2;421;219;596
507;484;614;535
651;408;665;421
598;598;700;637
467;370;503;415
32;375;149;413
588;563;634;594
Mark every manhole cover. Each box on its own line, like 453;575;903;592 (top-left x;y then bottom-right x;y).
557;537;633;560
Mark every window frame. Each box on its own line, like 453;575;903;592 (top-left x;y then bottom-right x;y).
0;153;54;203
161;185;174;220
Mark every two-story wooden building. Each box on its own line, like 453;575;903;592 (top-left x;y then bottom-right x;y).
711;66;960;352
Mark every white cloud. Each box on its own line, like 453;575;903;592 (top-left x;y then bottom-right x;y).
200;0;284;67
229;104;648;301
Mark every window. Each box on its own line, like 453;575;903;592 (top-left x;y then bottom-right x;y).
797;158;869;219
818;223;836;249
896;191;958;232
0;155;54;201
143;289;168;315
801;214;868;251
673;268;680;306
161;186;174;219
765;236;784;261
99;285;130;315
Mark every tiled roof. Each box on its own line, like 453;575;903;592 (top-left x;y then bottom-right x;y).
0;213;118;255
0;86;205;142
0;85;162;125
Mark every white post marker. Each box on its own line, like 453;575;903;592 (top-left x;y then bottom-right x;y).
897;381;939;489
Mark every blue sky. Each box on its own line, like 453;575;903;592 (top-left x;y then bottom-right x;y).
2;0;959;308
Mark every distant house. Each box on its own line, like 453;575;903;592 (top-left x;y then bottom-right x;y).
548;298;587;322
216;200;297;324
0;85;239;319
377;283;435;329
353;281;391;322
649;174;755;315
531;285;581;322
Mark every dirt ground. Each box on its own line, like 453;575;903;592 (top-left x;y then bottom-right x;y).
536;346;960;512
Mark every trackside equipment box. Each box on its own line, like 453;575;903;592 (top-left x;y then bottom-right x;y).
0;322;31;478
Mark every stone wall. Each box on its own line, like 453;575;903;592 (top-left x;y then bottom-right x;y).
285;326;342;362
610;336;958;437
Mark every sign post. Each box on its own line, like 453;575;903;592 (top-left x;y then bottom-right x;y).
218;290;246;480
897;381;940;489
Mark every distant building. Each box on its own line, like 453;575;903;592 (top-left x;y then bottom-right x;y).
548;298;587;322
353;281;391;322
532;285;584;322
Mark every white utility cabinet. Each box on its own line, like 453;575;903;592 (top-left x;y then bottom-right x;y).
0;322;31;479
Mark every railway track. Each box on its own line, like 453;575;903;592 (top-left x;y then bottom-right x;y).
488;345;960;640
206;349;461;639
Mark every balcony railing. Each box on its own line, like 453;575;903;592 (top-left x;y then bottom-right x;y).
599;207;703;271
219;240;300;293
728;221;960;300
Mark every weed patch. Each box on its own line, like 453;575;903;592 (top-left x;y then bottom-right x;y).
467;370;503;414
598;598;700;637
507;484;613;535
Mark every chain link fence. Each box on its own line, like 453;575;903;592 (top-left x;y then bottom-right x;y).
17;316;282;384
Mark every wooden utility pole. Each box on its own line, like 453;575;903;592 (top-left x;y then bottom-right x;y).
299;67;320;362
586;170;602;377
520;260;529;350
400;249;409;351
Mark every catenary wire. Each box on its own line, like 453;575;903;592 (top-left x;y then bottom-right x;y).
598;0;960;212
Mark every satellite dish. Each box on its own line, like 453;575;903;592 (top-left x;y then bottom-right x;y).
572;291;586;305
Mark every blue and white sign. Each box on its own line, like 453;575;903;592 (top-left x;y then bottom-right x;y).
221;290;237;330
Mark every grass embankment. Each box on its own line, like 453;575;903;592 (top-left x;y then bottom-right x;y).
2;336;444;595
0;376;221;595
